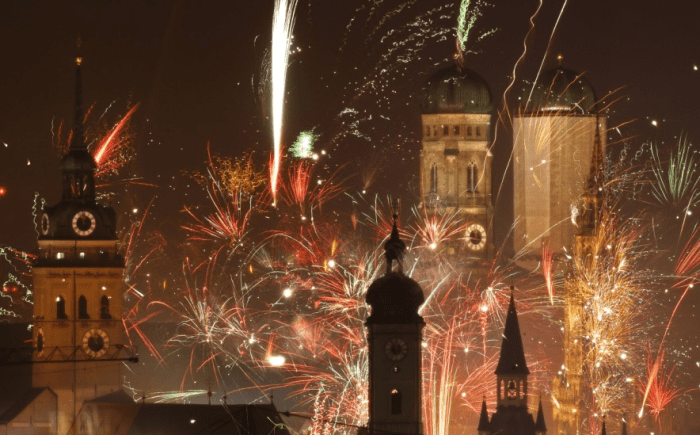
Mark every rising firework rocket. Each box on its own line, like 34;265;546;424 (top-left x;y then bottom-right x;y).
270;0;299;205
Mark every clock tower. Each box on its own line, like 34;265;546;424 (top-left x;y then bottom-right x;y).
418;53;493;263
32;54;129;435
365;211;425;435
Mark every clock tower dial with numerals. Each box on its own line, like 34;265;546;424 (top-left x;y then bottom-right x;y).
31;53;129;435
365;213;425;435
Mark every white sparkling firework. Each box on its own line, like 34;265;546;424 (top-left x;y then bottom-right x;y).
270;0;299;205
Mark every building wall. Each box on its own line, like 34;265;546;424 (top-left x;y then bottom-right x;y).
513;115;605;258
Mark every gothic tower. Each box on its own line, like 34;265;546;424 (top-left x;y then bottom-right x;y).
513;56;605;261
552;121;605;435
365;210;425;435
477;289;546;435
32;54;129;435
419;57;493;262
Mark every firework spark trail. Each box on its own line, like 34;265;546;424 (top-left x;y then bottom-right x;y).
93;103;139;174
542;241;554;304
524;0;569;109
637;348;693;425
270;0;299;205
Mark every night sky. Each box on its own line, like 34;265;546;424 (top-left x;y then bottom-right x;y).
1;0;700;428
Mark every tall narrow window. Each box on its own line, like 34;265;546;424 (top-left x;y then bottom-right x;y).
467;162;478;193
78;296;89;319
430;165;438;193
56;296;67;319
100;295;112;320
426;126;431;137
476;126;482;137
467;126;472;136
390;389;402;415
453;125;460;135
442;125;449;136
508;380;517;399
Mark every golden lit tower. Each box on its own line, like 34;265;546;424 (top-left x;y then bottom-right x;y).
365;209;425;435
513;56;605;260
552;121;605;435
419;55;493;261
32;54;131;435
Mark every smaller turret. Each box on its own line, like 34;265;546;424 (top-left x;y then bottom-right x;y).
477;398;490;435
535;398;547;435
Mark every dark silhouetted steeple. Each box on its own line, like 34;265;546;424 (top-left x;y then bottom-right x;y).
496;289;530;375
477;398;490;433
535;398;547;433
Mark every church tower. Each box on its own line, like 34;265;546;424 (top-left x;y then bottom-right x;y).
477;289;545;435
32;54;130;435
365;209;425;435
513;56;605;261
418;54;493;262
552;120;605;435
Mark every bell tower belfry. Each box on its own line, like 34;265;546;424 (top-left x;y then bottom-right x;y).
477;289;546;435
32;53;130;435
365;208;425;435
418;54;494;262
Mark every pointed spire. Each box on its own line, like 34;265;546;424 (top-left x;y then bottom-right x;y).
477;397;490;432
535;397;547;433
384;199;406;274
495;287;530;375
600;417;607;435
71;38;86;151
557;54;563;67
578;115;604;234
621;416;627;435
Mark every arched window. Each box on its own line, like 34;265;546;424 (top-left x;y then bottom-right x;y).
426;126;431;137
442;125;449;136
453;125;460;135
476;126;482;137
467;126;472;136
78;296;89;319
430;165;438;193
390;389;402;415
100;295;112;320
56;296;67;319
467;162;478;193
508;380;517;399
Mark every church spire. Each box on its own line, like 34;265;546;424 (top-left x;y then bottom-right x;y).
71;38;86;151
535;398;547;433
600;417;607;435
477;398;490;433
383;199;406;274
495;288;530;375
578;116;604;234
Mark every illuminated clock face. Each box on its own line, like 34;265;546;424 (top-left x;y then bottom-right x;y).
36;328;45;356
384;338;408;361
466;224;487;251
40;213;50;235
72;211;96;236
82;329;109;358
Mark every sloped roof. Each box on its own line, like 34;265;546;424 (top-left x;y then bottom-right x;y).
0;387;54;424
495;292;530;375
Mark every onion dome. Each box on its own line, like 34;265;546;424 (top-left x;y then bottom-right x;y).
522;56;597;114
365;210;424;325
420;64;492;114
495;289;530;375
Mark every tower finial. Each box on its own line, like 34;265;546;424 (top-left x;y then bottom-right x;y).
71;39;86;151
557;53;563;67
384;199;406;274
